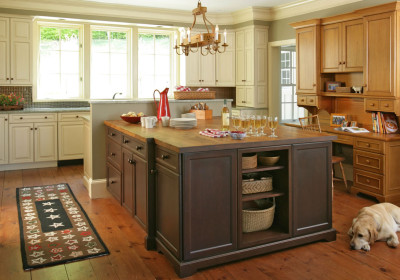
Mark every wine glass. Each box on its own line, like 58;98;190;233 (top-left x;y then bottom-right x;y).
248;115;255;136
254;115;261;136
268;116;278;137
232;115;241;131
260;115;267;135
240;115;249;133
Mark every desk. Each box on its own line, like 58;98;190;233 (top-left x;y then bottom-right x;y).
285;123;400;204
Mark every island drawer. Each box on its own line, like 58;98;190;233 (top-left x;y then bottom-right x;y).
156;146;179;173
9;113;57;123
353;150;384;174
354;137;384;154
106;139;122;170
106;162;122;202
353;169;384;195
122;135;147;159
106;127;122;143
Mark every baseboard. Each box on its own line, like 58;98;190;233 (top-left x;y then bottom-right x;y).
83;176;111;199
0;161;57;171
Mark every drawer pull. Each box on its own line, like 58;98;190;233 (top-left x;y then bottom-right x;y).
136;146;142;151
5;118;7;121
309;99;314;102
383;104;389;107
110;152;116;157
30;128;33;130
110;180;116;184
76;116;79;118
150;169;157;174
110;132;116;136
35;127;38;130
370;103;375;106
20;117;23;120
123;139;130;144
365;159;371;164
366;143;370;147
128;158;136;164
366;179;371;183
44;116;48;119
161;154;170;160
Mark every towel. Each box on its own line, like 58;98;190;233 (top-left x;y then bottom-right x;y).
199;128;229;138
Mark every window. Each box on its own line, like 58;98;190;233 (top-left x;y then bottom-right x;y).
138;30;174;99
90;26;131;99
280;46;305;122
37;23;83;100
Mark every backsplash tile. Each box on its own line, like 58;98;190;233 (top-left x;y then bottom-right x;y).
0;86;89;108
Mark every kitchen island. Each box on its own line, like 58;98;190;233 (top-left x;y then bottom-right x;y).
104;118;337;277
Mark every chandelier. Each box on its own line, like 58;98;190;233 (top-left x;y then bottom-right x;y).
174;0;228;56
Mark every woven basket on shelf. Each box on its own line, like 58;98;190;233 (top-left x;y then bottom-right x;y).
242;177;272;194
174;91;216;100
242;154;257;169
242;198;275;233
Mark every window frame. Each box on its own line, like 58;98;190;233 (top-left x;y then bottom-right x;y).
34;21;84;102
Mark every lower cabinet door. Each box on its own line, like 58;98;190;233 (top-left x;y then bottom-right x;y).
34;122;57;162
134;155;148;229
9;123;34;164
107;162;122;203
292;142;332;236
58;121;84;160
122;149;134;214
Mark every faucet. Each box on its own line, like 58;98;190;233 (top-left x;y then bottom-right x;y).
112;92;122;99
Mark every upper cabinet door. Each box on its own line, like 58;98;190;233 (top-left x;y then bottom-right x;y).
296;25;319;94
342;19;363;72
321;23;341;73
10;18;32;85
364;12;394;97
0;18;10;85
235;30;245;85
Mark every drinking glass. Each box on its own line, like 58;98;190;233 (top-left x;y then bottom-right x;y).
254;115;262;136
248;115;255;136
260;115;267;135
268;116;278;137
240;115;250;133
232;116;241;131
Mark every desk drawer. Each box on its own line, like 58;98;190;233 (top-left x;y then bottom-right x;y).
297;95;307;105
354;138;384;154
354;169;384;195
106;127;122;143
379;100;395;112
354;150;384;174
156;146;179;173
10;113;57;123
122;135;147;159
306;96;317;106
328;133;354;145
106;139;122;170
365;99;379;111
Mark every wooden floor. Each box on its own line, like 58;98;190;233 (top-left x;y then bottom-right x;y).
0;165;399;280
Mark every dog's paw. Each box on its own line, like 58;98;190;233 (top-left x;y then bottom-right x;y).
362;244;370;251
387;238;399;248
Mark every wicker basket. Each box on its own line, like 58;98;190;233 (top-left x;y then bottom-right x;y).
242;177;272;194
242;154;257;169
174;91;216;100
242;198;275;233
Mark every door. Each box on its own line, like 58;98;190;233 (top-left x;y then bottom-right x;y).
9;122;33;163
0;17;9;85
10;18;31;85
364;12;394;97
134;154;148;228
216;32;235;86
342;19;363;72
185;51;201;86
235;30;245;85
58;121;84;160
34;122;57;162
200;51;215;86
236;86;245;107
122;148;135;214
296;25;319;94
0;115;8;164
292;142;332;236
321;23;341;73
244;28;254;85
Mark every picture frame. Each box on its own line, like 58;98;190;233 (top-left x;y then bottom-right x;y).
350;121;358;127
330;113;347;127
342;121;349;128
326;81;342;92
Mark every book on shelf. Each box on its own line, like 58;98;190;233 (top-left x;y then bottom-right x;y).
371;112;399;134
335;127;369;133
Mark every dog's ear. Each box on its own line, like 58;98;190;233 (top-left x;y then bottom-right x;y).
368;226;378;245
348;226;354;237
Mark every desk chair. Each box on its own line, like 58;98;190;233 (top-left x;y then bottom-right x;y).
299;115;349;192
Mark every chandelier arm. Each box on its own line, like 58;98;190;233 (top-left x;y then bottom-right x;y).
191;14;197;30
216;45;226;54
189;42;199;53
202;13;212;34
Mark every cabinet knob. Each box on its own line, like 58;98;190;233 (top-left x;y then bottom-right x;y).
44;116;48;119
370;103;375;106
136;145;142;151
4;118;7;121
366;143;370;147
366;179;371;183
150;169;158;174
383;104;389;107
342;61;346;65
110;152;116;157
365;159;371;164
110;180;116;184
20;117;23;120
216;80;218;82
123;139;129;144
161;154;170;160
313;84;316;87
110;132;115;136
30;128;33;130
35;127;38;130
128;158;136;164
6;78;9;80
76;115;79;118
10;78;13;80
339;62;342;65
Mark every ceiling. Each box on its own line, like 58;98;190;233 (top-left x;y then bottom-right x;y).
82;0;298;13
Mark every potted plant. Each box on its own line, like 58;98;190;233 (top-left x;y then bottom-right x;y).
0;93;25;110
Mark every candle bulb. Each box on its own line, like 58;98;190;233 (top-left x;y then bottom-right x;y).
200;33;204;41
215;25;219;41
224;29;227;44
187;27;191;43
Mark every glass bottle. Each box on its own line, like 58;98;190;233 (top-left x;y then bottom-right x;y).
221;99;230;131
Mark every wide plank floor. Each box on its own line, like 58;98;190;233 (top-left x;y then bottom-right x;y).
0;165;397;280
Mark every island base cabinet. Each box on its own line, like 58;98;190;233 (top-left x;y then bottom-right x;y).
292;142;332;236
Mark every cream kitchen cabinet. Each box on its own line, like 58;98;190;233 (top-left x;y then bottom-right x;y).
9;113;57;164
183;31;235;87
0;115;8;164
321;19;363;73
58;112;89;160
0;17;32;85
235;26;268;108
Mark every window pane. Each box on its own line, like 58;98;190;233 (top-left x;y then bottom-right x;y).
40;50;60;74
155;34;170;54
61;51;79;74
283;103;292;120
280;48;297;121
60;29;79;51
92;31;109;52
111;32;127;53
281;86;293;102
139;34;154;54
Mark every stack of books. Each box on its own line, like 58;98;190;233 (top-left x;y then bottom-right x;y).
372;112;399;134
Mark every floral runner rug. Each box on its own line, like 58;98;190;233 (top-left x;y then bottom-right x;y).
16;183;109;270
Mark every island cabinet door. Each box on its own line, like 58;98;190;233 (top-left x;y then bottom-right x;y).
292;142;332;237
182;149;237;261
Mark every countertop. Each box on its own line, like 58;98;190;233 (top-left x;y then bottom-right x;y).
104;118;336;153
0;107;90;114
284;122;400;142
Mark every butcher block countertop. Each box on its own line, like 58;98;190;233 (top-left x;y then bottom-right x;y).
104;118;336;153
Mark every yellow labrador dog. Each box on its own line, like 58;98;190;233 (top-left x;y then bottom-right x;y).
348;203;400;251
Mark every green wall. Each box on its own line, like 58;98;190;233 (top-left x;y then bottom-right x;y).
269;0;394;42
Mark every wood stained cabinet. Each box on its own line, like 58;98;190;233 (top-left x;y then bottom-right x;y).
321;19;363;73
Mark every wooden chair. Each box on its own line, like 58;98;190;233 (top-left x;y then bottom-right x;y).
299;115;349;192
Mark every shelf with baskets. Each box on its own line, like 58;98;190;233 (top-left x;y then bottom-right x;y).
238;146;291;249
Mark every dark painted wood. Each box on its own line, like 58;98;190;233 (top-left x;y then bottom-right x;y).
122;134;148;159
106;139;122;170
122;148;134;214
182;149;238;261
155;163;181;259
134;154;147;228
292;142;333;236
145;138;156;250
106;162;121;202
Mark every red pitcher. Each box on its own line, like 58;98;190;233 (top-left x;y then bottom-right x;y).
153;88;170;120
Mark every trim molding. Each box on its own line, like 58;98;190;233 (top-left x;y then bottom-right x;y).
0;161;57;171
0;0;362;25
83;176;111;199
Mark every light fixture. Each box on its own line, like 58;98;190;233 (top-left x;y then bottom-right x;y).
174;0;228;56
